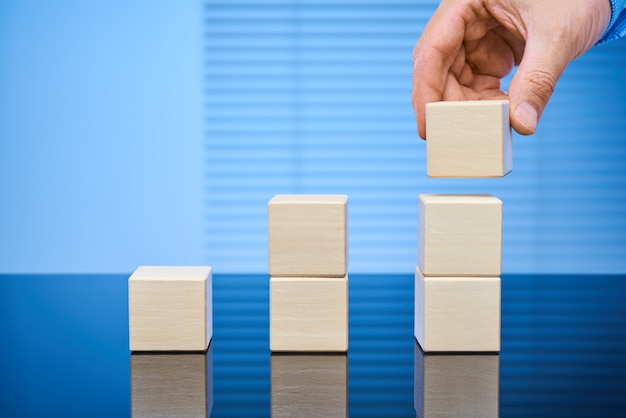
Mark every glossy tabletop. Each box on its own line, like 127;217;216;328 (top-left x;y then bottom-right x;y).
1;273;625;417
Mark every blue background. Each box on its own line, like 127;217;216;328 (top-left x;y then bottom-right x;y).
1;0;626;274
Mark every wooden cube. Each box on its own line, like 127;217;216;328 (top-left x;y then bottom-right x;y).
271;354;347;417
131;347;213;417
415;268;500;352
419;194;502;277
268;194;348;277
414;343;499;418
270;276;348;352
129;266;212;351
426;100;512;178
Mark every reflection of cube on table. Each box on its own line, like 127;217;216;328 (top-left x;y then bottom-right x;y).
268;194;348;277
271;354;347;417
414;343;499;418
426;100;512;178
131;347;213;417
129;266;212;351
414;267;500;352
419;194;502;277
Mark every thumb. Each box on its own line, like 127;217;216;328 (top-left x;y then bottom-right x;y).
508;36;570;135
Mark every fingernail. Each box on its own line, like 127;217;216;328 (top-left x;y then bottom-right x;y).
515;102;538;133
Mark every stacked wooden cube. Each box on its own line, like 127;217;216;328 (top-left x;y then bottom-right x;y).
268;194;349;352
415;100;511;352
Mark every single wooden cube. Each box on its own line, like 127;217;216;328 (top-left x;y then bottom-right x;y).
271;354;347;417
414;344;499;418
129;266;212;351
419;194;502;277
415;268;500;352
426;100;512;178
131;347;213;417
270;276;348;352
268;194;348;277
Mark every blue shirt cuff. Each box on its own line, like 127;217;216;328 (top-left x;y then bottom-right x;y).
597;0;626;44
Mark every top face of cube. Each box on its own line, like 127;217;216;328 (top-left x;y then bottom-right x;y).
419;194;501;206
268;194;348;277
269;194;348;205
130;266;212;282
426;100;512;178
418;194;502;277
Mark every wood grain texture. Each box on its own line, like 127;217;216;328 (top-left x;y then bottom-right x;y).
414;268;501;352
426;100;512;178
271;354;347;417
414;344;499;418
418;194;502;277
131;349;212;418
128;266;212;351
270;276;348;352
268;194;348;277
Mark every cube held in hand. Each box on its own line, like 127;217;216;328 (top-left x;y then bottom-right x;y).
426;100;512;178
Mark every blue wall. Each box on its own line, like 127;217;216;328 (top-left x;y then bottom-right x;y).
0;1;205;273
2;1;626;274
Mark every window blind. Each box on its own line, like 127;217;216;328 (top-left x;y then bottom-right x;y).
204;0;626;274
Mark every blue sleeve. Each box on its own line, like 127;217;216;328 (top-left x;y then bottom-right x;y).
597;0;626;44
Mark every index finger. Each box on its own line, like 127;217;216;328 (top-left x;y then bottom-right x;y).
412;2;482;139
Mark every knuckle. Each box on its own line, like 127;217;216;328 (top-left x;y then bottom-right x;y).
525;69;558;101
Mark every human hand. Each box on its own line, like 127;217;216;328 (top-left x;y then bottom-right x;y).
412;0;611;138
